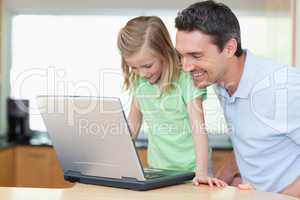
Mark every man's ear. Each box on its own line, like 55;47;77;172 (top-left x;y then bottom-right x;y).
223;38;238;58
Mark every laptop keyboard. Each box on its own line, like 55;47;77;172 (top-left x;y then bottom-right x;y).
143;168;168;179
144;172;166;179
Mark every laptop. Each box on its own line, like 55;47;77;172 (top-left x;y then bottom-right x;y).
36;96;194;191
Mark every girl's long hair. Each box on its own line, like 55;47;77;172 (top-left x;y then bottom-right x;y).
117;16;180;95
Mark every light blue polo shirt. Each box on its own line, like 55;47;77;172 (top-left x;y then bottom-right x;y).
214;50;300;192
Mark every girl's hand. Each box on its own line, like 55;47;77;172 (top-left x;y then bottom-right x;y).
193;174;227;187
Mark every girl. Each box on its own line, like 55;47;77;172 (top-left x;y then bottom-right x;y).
117;16;226;187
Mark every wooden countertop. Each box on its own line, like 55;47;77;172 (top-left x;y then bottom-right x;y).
0;182;297;200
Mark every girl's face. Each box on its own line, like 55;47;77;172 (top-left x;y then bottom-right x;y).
124;48;163;84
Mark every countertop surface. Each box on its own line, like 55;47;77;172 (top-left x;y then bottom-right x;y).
0;182;297;200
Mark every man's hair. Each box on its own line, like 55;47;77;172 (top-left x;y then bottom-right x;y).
175;0;243;57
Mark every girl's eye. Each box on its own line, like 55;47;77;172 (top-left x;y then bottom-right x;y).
143;64;152;68
193;55;202;59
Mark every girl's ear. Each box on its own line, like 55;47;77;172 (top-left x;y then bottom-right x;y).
223;38;237;58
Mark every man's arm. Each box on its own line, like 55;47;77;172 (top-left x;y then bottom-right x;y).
216;152;242;186
281;176;300;199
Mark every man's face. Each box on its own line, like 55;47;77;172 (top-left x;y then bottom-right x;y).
176;30;228;88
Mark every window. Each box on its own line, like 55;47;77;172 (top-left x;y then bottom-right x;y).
11;15;135;131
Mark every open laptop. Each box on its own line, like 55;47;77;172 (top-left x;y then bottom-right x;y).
36;96;194;191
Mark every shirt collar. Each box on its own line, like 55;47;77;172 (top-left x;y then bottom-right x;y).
215;49;257;101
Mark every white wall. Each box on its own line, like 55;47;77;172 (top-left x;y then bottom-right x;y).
0;1;11;135
4;0;290;14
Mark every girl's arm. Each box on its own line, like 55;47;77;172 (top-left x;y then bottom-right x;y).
128;96;143;139
187;96;226;187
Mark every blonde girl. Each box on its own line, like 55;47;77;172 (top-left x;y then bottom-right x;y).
117;16;226;187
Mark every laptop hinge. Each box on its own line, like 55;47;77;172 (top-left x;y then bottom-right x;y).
64;170;82;182
65;170;82;176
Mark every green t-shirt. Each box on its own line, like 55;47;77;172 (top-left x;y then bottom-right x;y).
133;71;212;171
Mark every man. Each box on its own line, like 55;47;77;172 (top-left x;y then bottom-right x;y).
175;0;300;198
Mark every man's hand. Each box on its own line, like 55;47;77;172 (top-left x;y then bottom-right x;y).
238;183;255;190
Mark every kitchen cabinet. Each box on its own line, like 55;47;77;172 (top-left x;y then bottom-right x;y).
136;148;148;167
0;147;14;186
0;145;231;188
212;149;233;176
135;148;233;176
13;146;148;188
14;146;73;188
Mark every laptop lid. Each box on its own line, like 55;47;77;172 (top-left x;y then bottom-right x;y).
37;96;146;181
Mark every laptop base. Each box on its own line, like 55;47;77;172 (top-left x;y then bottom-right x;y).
65;171;195;191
